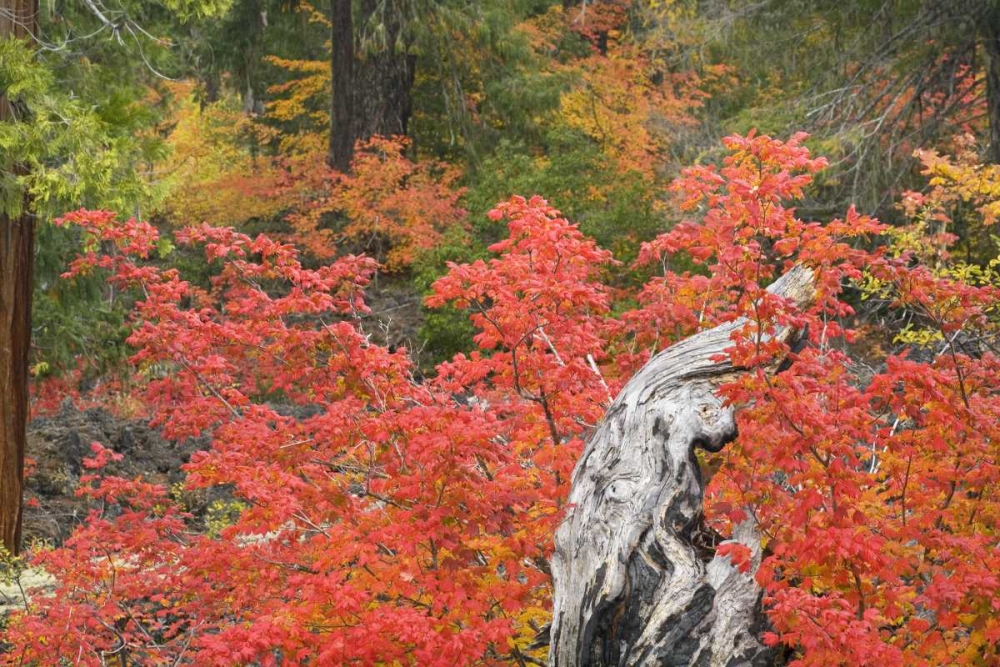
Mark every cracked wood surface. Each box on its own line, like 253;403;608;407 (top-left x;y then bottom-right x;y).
549;265;816;667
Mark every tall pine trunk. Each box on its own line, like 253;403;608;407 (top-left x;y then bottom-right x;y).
983;6;1000;164
328;0;414;172
329;0;354;171
0;0;38;557
353;0;414;142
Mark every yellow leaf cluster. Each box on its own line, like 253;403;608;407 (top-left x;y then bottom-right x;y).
157;88;287;227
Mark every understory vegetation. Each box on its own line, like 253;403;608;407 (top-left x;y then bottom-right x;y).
4;0;1000;664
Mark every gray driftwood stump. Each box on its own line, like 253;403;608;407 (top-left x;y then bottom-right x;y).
549;266;816;667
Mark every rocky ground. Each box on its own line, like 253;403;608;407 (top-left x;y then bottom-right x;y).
2;280;428;614
22;402;205;547
20;280;426;546
359;281;425;351
3;404;202;615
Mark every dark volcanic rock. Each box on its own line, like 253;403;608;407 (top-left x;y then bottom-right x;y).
23;402;206;546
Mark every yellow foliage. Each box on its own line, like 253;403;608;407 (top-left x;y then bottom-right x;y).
915;137;1000;224
523;4;709;189
264;56;331;134
891;135;1000;269
157;89;287;227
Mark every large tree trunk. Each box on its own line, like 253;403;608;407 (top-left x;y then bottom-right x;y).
0;0;38;557
353;0;414;142
352;47;415;142
328;0;415;172
328;0;354;171
0;184;32;559
982;6;1000;165
549;266;816;667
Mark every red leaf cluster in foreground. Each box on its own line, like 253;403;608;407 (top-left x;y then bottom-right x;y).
7;133;1000;665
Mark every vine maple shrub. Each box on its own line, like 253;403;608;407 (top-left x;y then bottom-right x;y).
281;135;468;270
6;205;603;666
6;133;1000;665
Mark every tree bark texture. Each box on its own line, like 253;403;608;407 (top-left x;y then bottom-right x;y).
549;266;816;667
1;0;38;557
353;0;414;142
329;0;414;171
328;0;354;171
982;6;1000;165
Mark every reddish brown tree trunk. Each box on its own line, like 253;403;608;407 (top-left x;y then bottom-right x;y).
0;184;33;559
0;0;38;557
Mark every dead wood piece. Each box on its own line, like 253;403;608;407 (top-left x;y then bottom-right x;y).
549;265;816;667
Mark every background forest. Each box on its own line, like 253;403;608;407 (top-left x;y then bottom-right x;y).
4;0;1000;665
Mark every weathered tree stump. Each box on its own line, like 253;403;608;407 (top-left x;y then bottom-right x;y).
549;266;816;667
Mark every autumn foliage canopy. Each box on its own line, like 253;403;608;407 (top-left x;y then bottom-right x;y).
6;133;1000;666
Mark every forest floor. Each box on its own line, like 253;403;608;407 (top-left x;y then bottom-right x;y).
20;280;426;549
22;404;203;547
2;406;195;616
